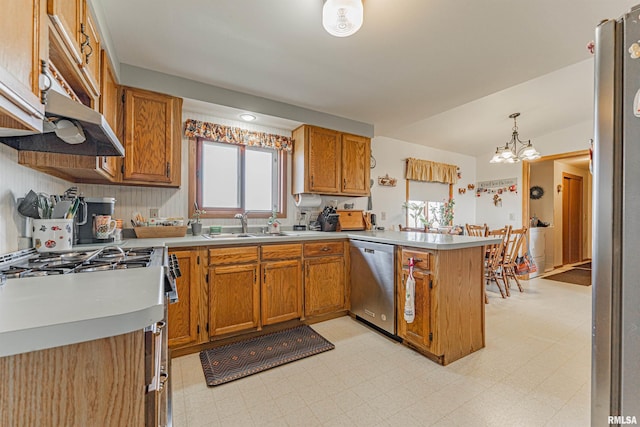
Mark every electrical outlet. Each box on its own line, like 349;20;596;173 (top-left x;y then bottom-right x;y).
509;212;516;221
150;208;159;218
381;211;386;220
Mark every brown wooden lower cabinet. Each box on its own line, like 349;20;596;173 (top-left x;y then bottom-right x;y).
169;240;348;352
397;246;484;365
208;263;260;337
398;268;434;352
168;248;203;348
303;241;347;319
261;259;303;325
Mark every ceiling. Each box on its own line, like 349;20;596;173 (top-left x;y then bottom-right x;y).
97;0;636;156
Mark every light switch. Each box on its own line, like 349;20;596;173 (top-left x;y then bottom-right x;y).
381;211;386;220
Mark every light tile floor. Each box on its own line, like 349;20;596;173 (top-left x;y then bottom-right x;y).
171;276;591;426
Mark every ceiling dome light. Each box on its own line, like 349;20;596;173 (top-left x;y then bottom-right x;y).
239;113;256;122
322;0;363;37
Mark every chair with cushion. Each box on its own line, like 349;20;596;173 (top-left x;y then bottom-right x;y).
466;223;488;237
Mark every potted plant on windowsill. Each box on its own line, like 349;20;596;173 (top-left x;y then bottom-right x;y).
189;204;206;235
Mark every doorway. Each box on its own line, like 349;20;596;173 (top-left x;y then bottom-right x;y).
562;173;583;264
522;149;591;271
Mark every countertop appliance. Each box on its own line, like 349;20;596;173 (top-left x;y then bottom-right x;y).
593;7;640;424
349;240;397;336
75;197;116;244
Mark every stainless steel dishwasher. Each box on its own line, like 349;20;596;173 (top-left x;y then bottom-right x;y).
350;240;397;337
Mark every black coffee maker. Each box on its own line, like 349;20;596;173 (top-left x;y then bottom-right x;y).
75;197;116;244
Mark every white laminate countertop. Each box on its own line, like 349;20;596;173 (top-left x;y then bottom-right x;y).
0;266;164;357
0;229;498;358
125;229;501;250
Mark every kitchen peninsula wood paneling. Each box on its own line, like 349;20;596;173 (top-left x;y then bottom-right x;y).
0;0;47;132
0;331;145;426
292;124;370;197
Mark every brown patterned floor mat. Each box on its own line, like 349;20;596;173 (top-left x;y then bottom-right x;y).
199;325;334;386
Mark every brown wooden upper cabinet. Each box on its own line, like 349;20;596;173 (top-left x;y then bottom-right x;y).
122;87;182;187
292;125;370;196
47;0;101;97
97;50;120;181
0;0;47;132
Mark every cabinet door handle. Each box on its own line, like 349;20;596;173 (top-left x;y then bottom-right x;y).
311;175;314;187
166;162;171;178
80;24;93;65
154;320;166;335
39;60;52;104
343;178;347;188
158;371;169;391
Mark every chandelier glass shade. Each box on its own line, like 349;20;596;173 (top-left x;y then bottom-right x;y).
322;0;364;37
490;113;541;164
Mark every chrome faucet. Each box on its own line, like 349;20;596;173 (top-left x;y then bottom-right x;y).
234;213;248;234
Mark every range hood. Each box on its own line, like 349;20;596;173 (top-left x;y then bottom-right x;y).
0;90;124;157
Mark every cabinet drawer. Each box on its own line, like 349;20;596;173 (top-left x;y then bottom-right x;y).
209;246;258;265
401;249;431;270
261;243;302;261
304;241;344;257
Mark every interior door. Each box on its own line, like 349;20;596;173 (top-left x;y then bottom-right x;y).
562;173;583;264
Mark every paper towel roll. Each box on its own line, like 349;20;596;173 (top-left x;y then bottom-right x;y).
294;193;322;208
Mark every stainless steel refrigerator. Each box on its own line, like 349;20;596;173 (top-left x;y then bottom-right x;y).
593;6;640;425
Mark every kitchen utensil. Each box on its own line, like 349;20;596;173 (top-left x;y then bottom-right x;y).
63;186;78;200
18;190;40;218
52;200;73;219
37;193;51;219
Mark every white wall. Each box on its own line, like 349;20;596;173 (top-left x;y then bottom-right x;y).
370;136;477;230
529;161;555;224
475;120;593;229
0;144;70;254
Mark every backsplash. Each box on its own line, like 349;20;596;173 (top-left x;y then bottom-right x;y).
0;144;69;254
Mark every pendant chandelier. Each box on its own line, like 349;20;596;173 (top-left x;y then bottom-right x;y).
490;113;540;164
322;0;364;37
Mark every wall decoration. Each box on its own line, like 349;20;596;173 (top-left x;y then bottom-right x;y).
529;185;544;200
458;188;466;194
378;174;397;187
493;194;502;207
475;178;518;197
467;184;475;190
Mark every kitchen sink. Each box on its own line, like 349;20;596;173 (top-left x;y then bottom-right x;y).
201;232;299;239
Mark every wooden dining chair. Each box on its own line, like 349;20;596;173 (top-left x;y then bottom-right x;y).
502;227;528;293
466;223;488;237
484;237;507;299
485;226;511;297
